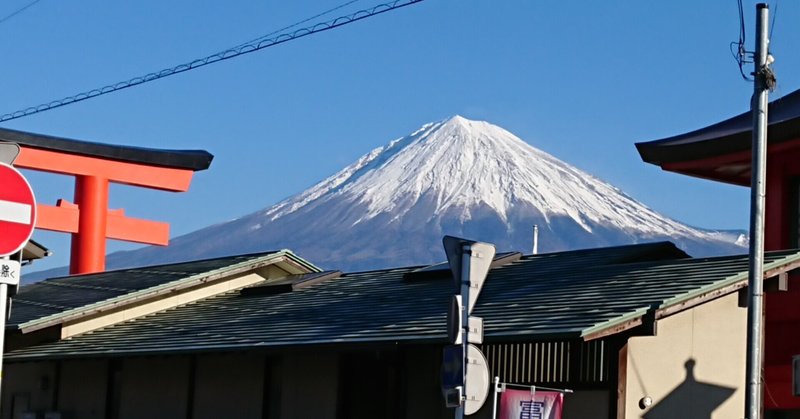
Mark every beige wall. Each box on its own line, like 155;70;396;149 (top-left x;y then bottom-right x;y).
60;272;275;339
279;351;339;419
624;293;745;419
57;359;108;419
2;361;57;419
192;353;265;419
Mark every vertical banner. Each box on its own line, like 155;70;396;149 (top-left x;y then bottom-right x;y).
498;388;563;419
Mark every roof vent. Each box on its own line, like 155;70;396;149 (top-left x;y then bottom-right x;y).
403;252;522;282
240;270;342;296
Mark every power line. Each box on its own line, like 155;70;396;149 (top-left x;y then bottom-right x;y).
730;0;753;81
0;0;423;123
231;0;362;50
0;0;44;26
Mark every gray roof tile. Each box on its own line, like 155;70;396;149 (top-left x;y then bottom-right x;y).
8;252;282;328
7;242;799;361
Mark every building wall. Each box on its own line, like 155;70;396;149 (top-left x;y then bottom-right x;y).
764;145;800;409
404;346;451;419
3;346;612;419
623;293;745;419
1;361;57;419
564;390;610;419
116;357;191;419
278;351;339;419
57;359;108;419
192;353;265;419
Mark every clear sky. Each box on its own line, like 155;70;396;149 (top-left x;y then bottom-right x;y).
2;0;798;274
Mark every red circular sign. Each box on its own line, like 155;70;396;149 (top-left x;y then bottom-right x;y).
0;163;36;257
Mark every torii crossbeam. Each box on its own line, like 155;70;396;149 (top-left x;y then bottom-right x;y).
0;127;213;275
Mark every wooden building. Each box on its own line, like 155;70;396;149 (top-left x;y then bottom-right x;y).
3;242;799;419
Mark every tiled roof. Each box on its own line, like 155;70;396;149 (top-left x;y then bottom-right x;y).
9;250;317;330
7;242;800;361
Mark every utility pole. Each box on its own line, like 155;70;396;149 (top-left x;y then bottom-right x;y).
745;3;774;419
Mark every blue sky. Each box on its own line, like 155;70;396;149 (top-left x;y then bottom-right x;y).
2;1;798;273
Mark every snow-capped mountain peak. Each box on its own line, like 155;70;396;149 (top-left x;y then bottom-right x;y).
262;116;706;237
90;116;745;275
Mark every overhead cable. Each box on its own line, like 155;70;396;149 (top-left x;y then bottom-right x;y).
0;0;423;122
0;0;44;26
730;0;753;81
231;0;361;50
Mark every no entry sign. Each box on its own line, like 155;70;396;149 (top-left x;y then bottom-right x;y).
0;163;36;257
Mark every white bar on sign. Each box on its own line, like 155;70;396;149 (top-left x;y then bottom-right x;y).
0;199;31;224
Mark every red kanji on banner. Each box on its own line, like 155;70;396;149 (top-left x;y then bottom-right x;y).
498;388;563;419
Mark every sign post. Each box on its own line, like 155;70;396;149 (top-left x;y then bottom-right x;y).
443;236;495;417
0;161;37;401
0;163;37;256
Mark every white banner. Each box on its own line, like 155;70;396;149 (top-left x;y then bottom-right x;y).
498;388;563;419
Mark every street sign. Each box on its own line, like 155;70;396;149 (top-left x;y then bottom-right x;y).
442;345;464;398
0;163;37;257
443;236;496;313
443;236;495;418
0;143;20;165
464;344;490;415
466;316;483;344
448;295;485;344
441;344;491;415
448;295;463;343
0;260;20;286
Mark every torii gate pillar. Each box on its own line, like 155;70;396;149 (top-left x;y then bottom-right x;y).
71;175;109;274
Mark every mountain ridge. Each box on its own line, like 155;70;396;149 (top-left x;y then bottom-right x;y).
26;116;746;281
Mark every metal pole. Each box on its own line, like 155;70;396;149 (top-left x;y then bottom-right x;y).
0;256;8;400
492;376;499;419
745;4;770;419
532;225;539;255
457;244;471;419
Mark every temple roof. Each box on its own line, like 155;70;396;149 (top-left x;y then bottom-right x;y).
636;89;800;170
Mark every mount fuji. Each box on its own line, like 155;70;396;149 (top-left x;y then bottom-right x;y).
79;116;749;274
17;116;747;282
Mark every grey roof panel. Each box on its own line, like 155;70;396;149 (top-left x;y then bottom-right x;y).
8;252;281;328
6;243;798;361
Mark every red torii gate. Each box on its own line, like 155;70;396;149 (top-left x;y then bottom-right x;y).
0;127;213;275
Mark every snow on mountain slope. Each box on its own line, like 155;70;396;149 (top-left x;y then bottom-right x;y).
92;116;746;273
265;116;706;236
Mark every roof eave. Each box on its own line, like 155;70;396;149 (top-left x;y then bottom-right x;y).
17;251;320;334
578;251;800;341
636;89;800;167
